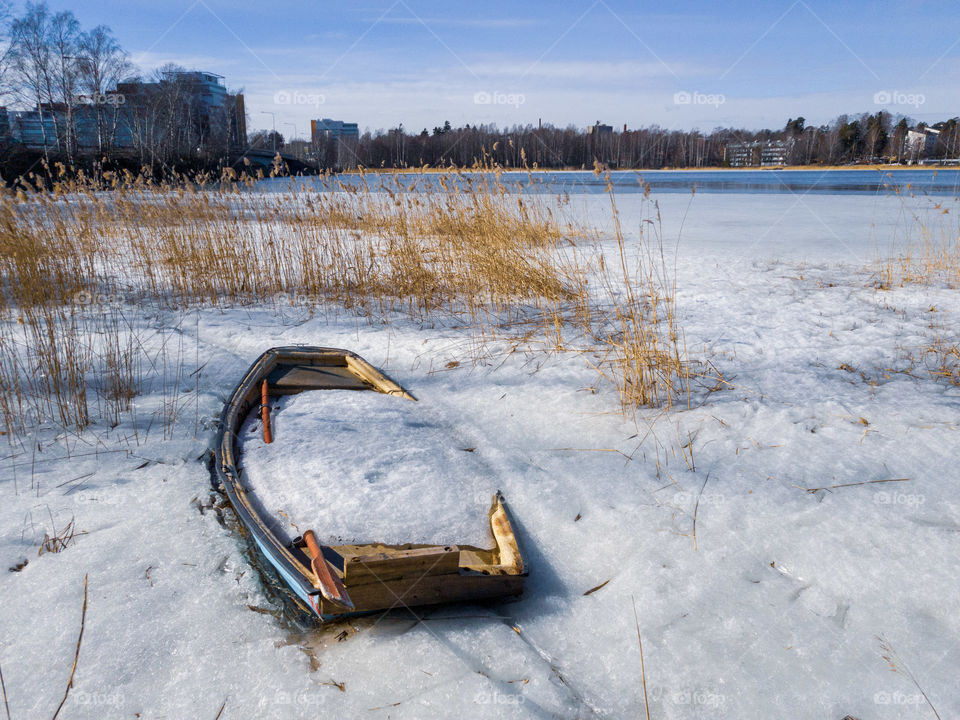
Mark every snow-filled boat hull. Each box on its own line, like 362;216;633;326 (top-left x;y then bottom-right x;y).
214;346;525;622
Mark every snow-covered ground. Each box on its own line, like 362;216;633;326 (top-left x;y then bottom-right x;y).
1;190;958;719
239;390;497;547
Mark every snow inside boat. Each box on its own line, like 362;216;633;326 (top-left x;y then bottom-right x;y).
214;346;526;621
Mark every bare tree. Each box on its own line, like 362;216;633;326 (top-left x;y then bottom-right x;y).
153;64;194;162
48;9;80;160
0;2;15;105
10;2;56;160
121;64;205;170
76;24;130;153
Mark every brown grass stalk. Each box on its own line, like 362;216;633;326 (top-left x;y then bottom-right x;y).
51;573;88;720
596;177;689;410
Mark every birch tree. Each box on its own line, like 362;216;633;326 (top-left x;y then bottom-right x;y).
76;25;130;153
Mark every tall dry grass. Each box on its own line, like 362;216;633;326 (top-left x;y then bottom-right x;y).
0;168;690;435
873;197;960;389
597;178;689;410
0;184;154;434
114;173;586;321
876;198;960;289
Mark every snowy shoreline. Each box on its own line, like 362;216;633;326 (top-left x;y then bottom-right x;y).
1;191;957;719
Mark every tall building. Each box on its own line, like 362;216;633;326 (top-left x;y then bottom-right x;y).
759;139;791;166
310;118;359;142
311;118;360;169
586;121;613;136
170;71;228;112
905;128;939;163
725;140;792;167
117;70;247;151
3;70;246;154
8;108;58;148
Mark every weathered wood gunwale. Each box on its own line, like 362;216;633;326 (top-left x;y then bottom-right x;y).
214;346;525;622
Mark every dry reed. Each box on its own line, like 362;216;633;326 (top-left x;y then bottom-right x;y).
0;168;691;436
594;175;690;410
876;198;960;288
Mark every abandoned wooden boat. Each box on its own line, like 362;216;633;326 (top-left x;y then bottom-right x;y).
214;346;526;621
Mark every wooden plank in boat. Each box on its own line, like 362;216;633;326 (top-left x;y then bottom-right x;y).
267;365;371;392
343;546;460;586
490;498;523;574
345;355;415;400
321;572;523;615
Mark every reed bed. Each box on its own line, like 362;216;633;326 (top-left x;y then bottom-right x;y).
0;170;691;435
876;198;960;289
596;179;689;410
873;197;960;390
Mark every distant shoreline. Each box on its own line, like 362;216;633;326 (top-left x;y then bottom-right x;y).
344;164;952;174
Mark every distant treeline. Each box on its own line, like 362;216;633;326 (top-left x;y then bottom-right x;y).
344;114;960;170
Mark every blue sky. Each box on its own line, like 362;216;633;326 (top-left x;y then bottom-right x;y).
36;0;960;138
